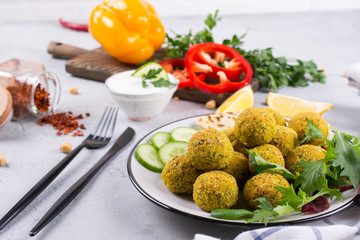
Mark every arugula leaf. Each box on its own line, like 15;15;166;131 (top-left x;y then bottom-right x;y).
247;150;295;180
273;204;298;216
246;198;278;225
246;209;275;226
275;186;342;211
276;186;307;211
300;118;326;145
332;130;360;191
294;159;327;196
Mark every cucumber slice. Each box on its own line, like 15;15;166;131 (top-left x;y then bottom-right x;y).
158;141;188;165
151;131;171;150
170;127;198;142
131;62;169;81
135;143;164;173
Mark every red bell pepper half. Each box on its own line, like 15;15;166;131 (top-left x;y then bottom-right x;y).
185;43;253;94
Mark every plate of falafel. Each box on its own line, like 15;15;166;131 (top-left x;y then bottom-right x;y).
127;108;360;225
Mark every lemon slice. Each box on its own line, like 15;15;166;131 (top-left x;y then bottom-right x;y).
266;92;333;117
215;85;254;113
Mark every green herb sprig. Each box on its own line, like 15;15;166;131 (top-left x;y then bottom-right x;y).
164;10;326;91
141;68;175;88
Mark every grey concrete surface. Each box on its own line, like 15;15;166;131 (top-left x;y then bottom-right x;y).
0;10;359;240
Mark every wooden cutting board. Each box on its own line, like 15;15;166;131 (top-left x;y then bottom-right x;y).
47;41;260;105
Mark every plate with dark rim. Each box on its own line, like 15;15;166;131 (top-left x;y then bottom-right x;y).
127;115;359;226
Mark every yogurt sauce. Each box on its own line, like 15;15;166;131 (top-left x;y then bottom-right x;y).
106;70;177;95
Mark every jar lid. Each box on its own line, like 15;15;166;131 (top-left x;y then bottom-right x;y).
0;87;13;128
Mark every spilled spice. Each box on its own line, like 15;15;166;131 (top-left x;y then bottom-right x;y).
38;111;90;136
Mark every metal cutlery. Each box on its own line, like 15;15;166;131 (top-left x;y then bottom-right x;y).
29;127;135;237
0;105;118;231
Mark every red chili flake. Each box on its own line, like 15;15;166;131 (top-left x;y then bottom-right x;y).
38;111;89;137
86;113;90;117
34;84;50;112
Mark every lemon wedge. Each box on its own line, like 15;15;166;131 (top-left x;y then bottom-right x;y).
215;85;254;113
266;92;333;117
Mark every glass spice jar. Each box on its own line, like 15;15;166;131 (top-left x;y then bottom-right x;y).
0;58;61;121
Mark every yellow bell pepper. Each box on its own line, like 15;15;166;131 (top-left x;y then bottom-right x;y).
89;0;165;64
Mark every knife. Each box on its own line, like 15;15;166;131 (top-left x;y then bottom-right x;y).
29;127;135;237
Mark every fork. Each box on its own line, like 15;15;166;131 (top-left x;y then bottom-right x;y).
0;105;119;231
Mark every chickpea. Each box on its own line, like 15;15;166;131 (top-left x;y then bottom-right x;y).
69;86;78;94
205;100;216;110
0;153;6;166
60;142;72;154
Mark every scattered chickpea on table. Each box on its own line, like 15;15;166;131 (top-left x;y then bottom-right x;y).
60;142;72;153
0;153;7;166
69;86;78;94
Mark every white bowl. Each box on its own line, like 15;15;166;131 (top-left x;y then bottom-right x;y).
105;70;179;121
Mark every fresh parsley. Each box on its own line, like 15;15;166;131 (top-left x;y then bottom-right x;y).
141;68;175;88
164;10;326;91
163;10;219;59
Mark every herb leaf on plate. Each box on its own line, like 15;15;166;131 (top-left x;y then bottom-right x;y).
247;150;295;180
246;198;279;226
332;130;360;191
294;159;328;196
300;118;326;144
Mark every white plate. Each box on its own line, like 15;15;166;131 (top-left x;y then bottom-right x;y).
127;115;359;225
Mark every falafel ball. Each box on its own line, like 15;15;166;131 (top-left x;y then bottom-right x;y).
231;139;249;156
234;108;277;148
258;108;286;126
270;125;299;157
221;151;249;188
161;154;201;194
221;128;248;156
248;144;285;175
221;128;237;143
193;171;239;212
285;144;327;174
288;112;328;146
187;128;234;171
243;172;290;209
